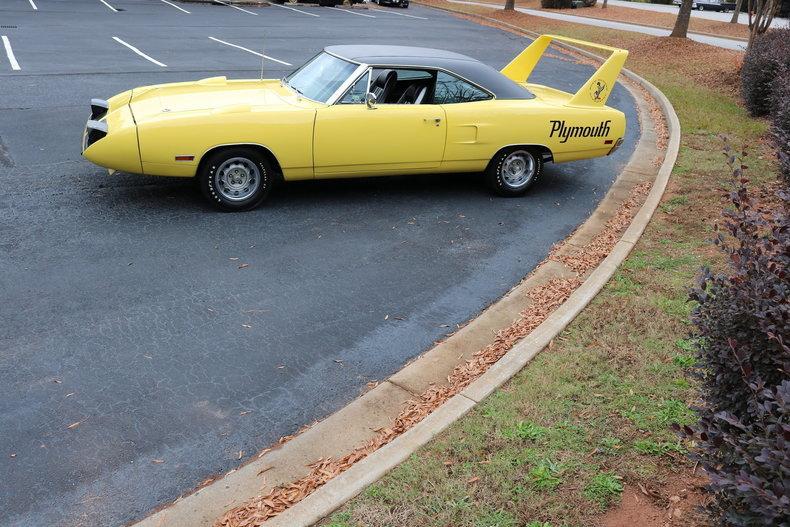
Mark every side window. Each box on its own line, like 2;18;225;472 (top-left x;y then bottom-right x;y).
369;68;433;105
339;70;370;104
433;71;491;104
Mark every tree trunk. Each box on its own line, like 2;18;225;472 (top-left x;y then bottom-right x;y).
730;0;744;23
748;0;779;48
504;0;515;10
671;0;694;37
602;0;608;8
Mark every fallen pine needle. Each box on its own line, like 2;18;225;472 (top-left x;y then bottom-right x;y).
215;180;652;527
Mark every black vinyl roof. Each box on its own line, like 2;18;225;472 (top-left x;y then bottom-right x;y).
324;45;534;100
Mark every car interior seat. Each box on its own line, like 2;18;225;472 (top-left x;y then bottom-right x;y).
371;69;397;103
397;84;418;104
413;85;427;104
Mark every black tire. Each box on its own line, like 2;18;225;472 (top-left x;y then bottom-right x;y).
485;147;543;197
199;147;272;212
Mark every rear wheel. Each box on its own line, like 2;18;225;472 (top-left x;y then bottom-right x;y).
486;147;542;197
199;147;272;211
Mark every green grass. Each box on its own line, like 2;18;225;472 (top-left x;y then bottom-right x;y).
501;420;547;441
317;8;781;527
529;460;562;491
475;509;519;527
584;473;624;508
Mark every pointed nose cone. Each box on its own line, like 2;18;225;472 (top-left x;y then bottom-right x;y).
82;104;142;174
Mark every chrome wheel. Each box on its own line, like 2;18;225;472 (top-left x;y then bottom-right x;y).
215;157;261;202
500;149;536;189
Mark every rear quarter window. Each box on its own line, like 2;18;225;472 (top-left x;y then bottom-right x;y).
434;71;491;104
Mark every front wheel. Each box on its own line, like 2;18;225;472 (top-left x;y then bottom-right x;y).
199;148;272;211
486;147;543;197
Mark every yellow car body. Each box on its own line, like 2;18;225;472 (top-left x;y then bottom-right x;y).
82;35;627;208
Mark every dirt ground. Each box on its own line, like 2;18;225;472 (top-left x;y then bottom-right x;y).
602;469;711;527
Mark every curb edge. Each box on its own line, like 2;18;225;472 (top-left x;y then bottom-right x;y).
262;14;681;527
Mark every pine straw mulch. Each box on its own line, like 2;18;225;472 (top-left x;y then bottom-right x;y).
542;4;750;40
216;174;657;526
419;0;744;97
623;36;743;96
551;181;652;274
434;0;750;39
216;8;670;526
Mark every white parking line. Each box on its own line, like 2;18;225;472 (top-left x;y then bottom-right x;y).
99;0;118;12
327;6;376;17
213;0;258;15
208;37;292;66
269;2;320;17
160;0;190;13
372;7;427;19
28;0;38;11
2;36;21;71
112;37;167;67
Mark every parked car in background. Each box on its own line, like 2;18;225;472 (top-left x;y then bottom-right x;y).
270;0;364;6
372;0;410;7
672;0;736;11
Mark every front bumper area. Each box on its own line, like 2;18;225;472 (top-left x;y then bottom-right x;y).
81;96;143;175
82;119;108;153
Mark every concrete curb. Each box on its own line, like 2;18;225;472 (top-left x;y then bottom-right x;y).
131;13;680;527
264;18;680;527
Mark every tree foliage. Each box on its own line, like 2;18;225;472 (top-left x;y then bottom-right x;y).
740;28;790;117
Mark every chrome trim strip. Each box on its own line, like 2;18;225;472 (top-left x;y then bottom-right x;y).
326;62;370;106
332;66;373;106
197;142;284;171
324;49;362;66
497;142;554;161
86;120;108;133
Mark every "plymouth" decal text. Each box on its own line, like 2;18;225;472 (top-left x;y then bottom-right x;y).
549;120;611;143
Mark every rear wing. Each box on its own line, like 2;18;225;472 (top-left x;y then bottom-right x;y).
501;34;628;108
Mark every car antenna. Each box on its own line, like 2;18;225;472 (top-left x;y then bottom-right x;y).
261;33;266;80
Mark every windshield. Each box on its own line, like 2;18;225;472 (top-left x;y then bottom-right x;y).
285;52;359;103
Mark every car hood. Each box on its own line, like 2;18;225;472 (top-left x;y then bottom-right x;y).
128;77;316;122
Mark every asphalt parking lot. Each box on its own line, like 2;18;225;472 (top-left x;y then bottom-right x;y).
0;1;639;525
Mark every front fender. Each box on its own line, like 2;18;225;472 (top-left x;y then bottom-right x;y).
82;103;142;174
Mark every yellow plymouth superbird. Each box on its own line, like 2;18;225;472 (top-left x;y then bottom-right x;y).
82;34;628;211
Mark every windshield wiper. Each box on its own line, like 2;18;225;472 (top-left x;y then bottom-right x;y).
282;77;304;97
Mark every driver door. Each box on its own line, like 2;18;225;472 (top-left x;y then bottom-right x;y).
313;69;446;177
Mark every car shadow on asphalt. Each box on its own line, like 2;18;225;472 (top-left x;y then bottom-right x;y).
88;166;568;214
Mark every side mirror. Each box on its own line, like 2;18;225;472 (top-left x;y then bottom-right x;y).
365;92;377;109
